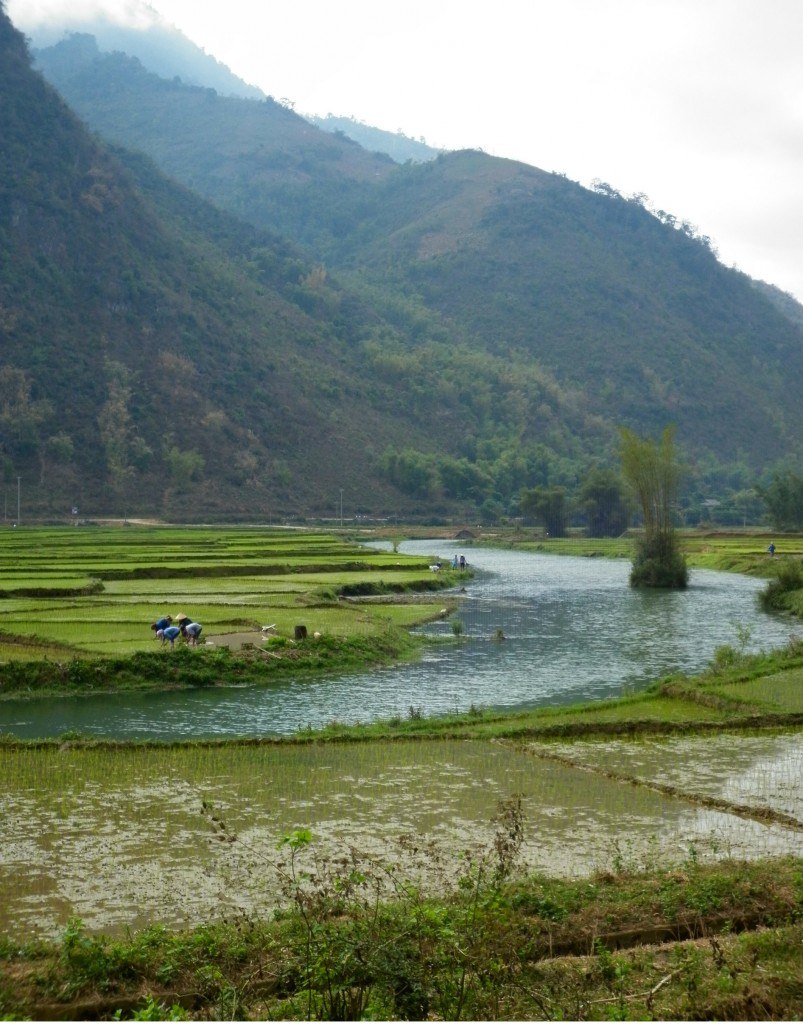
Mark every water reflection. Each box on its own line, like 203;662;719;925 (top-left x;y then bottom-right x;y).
0;541;798;739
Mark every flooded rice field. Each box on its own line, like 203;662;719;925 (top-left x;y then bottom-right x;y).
2;735;801;939
528;730;803;822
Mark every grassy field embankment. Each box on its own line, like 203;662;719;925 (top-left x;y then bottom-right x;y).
461;525;802;573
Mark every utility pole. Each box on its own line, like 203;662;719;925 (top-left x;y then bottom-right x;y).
339;488;344;528
17;476;20;526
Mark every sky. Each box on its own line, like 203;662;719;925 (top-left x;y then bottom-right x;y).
9;0;803;302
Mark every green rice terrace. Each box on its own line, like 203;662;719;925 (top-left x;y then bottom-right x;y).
0;526;460;667
0;526;802;1020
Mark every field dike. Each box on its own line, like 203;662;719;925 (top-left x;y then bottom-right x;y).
511;733;803;832
8;913;802;1021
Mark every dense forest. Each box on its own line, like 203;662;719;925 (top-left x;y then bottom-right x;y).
0;9;443;519
2;7;802;523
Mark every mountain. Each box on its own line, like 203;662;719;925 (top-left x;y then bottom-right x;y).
328;155;803;465
31;34;399;251
18;5;264;99
307;114;442;164
5;9;803;523
31;34;803;476
24;13;441;167
0;7;472;520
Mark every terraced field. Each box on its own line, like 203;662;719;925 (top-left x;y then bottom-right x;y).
0;527;456;659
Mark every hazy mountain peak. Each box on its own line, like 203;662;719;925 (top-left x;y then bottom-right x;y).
12;0;164;37
15;0;265;99
306;113;443;165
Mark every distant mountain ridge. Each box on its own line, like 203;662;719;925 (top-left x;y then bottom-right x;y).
22;10;441;166
20;6;264;99
31;34;400;249
307;114;442;164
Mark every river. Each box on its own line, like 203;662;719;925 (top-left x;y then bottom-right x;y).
0;540;798;740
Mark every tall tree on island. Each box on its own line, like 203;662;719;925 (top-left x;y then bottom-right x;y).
620;425;688;588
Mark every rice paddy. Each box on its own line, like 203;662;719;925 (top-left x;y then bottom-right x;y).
0;527;455;658
1;524;802;963
2;735;801;941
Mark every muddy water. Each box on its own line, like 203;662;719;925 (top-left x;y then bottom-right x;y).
1;737;801;939
529;730;803;822
0;542;798;740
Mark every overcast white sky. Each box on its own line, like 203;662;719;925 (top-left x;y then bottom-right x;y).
9;0;803;302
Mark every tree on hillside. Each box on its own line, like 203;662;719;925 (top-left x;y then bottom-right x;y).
379;448;438;500
97;359;134;496
620;425;687;588
756;471;803;531
520;485;568;537
163;445;205;491
439;455;493;503
0;365;51;472
576;467;630;537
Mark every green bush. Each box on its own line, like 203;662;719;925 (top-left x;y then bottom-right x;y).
759;559;803;611
630;534;688;588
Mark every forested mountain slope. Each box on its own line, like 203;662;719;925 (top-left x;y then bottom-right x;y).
329;150;803;465
6;8;803;522
31;30;803;485
32;34;398;250
0;7;470;519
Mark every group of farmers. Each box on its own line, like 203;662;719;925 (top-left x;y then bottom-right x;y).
150;613;203;647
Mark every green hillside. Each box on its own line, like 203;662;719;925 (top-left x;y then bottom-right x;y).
330;151;803;464
4;10;803;522
31;34;398;249
0;9;462;520
31;31;803;484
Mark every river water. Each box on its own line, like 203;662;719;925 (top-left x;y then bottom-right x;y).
0;541;798;740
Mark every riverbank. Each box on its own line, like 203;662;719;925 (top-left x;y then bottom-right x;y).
2;633;800;744
0;627;436;700
456;526;803;578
